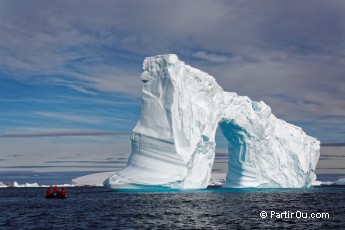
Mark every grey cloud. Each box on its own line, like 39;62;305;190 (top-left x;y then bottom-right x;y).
213;161;228;164
211;169;222;172
215;152;229;157
36;112;102;124
319;158;332;160
321;154;345;158
321;142;345;147
0;130;131;138
1;165;117;169
192;51;230;63
1;1;343;68
320;155;345;160
56;156;79;159
8;155;23;157
44;160;126;164
317;168;345;170
1;1;344;86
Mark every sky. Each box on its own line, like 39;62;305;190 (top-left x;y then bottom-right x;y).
0;0;344;184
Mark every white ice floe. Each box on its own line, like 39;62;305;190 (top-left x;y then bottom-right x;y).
104;54;320;190
13;181;40;187
0;182;8;188
332;178;345;185
312;178;345;186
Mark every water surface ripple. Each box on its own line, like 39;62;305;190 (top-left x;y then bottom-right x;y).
0;187;344;229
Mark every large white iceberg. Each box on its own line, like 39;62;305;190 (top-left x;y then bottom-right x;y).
104;54;320;189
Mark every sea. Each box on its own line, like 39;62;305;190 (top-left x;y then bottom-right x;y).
1;186;344;229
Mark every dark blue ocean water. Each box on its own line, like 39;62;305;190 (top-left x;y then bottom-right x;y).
1;186;344;229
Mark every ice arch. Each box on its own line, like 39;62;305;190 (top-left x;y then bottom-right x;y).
104;54;320;189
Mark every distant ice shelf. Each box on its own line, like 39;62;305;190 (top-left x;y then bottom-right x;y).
0;181;76;188
104;54;320;190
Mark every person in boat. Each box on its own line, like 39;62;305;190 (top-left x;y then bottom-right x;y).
53;185;59;197
46;187;52;198
60;187;66;198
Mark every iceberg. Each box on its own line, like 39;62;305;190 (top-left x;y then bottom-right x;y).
104;54;320;189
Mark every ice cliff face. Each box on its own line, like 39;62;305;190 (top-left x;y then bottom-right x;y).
104;54;320;189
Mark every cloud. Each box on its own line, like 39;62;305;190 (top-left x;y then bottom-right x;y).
321;142;345;147
192;51;229;63
1;165;118;169
317;168;345;170
0;130;131;138
1;0;344;97
0;1;144;96
75;65;142;96
36;112;102;124
0;136;132;173
44;160;126;164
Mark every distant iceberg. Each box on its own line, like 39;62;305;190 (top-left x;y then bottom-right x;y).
12;181;52;187
0;182;8;188
103;54;320;189
3;181;75;188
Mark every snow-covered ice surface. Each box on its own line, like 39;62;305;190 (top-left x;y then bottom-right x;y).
104;54;320;190
70;171;226;188
72;172;115;186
